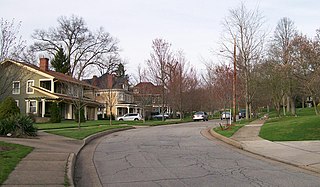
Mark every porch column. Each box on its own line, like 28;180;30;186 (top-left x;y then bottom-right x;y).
84;106;87;120
41;99;46;117
67;103;73;119
25;100;30;114
127;106;130;114
94;107;98;120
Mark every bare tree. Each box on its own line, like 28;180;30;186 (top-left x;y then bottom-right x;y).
270;17;298;115
100;89;117;125
0;18;26;61
31;15;120;80
290;34;320;115
147;38;174;121
220;3;267;119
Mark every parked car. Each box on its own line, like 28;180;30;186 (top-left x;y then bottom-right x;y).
239;109;246;119
221;112;231;120
152;113;169;120
193;111;208;121
116;113;142;121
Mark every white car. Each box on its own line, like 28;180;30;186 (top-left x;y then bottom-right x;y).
193;111;208;121
221;112;231;120
116;113;142;121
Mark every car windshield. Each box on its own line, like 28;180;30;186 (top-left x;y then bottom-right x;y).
195;112;204;115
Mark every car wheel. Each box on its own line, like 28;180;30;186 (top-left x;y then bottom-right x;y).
119;119;123;121
134;118;138;121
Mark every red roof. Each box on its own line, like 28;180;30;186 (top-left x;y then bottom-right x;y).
134;82;162;95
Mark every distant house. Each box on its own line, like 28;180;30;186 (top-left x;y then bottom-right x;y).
85;73;140;118
0;58;99;122
133;82;169;116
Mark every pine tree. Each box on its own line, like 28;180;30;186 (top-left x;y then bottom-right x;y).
51;47;70;74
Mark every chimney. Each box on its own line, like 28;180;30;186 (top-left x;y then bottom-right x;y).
92;75;98;86
39;58;49;71
106;74;113;89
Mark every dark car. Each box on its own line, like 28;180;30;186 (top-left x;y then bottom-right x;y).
239;109;246;119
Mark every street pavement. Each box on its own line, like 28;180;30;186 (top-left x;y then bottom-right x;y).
90;121;320;186
0;120;320;186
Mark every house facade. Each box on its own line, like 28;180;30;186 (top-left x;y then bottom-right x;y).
0;58;99;122
85;73;140;118
133;82;170;118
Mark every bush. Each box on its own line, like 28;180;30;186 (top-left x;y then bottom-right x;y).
74;108;86;123
0;114;37;137
0;97;20;119
50;102;61;123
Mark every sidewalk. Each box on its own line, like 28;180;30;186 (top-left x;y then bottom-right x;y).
212;119;320;174
0;131;83;186
0;127;134;186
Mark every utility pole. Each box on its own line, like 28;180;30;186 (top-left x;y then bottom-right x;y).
233;38;237;123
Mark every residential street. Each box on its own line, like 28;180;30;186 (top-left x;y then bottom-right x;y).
78;120;320;187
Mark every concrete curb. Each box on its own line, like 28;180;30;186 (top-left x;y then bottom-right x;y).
67;126;135;186
209;128;320;175
209;128;243;149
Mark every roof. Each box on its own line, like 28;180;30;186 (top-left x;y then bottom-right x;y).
32;86;101;106
1;59;95;88
133;82;162;95
84;73;129;89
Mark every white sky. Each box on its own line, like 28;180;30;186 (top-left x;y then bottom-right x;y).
1;0;320;77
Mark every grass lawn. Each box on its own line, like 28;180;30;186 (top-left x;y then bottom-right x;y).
213;124;246;137
213;119;252;137
45;125;129;140
260;108;320;141
0;141;33;185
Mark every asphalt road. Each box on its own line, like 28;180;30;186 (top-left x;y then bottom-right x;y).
78;120;320;187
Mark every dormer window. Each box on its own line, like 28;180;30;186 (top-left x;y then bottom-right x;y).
40;80;52;91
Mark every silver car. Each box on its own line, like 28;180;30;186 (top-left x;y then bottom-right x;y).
193;111;208;121
221;112;231;120
116;113;142;121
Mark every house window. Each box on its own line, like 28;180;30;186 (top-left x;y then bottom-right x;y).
12;81;20;94
15;100;19;107
40;80;52;91
26;80;34;94
29;100;37;114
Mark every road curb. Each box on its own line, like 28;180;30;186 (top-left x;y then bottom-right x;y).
209;128;243;149
67;126;135;186
209;128;320;175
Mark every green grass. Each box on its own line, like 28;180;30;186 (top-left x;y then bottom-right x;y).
0;141;33;185
260;113;320;141
213;124;246;137
35;120;129;130
46;125;128;140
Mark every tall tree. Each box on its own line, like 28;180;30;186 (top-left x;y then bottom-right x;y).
0;18;29;101
270;17;298;115
220;3;267;119
0;18;26;61
147;38;174;121
31;15;120;80
51;47;70;74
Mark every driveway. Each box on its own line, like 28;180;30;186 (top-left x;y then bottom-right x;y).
82;120;320;186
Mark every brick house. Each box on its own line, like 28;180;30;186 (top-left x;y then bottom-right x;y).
85;73;140;118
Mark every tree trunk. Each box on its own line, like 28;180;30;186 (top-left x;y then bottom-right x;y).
313;99;319;115
282;96;286;116
78;108;81;129
290;97;296;116
109;106;112;125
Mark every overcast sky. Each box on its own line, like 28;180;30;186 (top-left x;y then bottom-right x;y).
1;0;320;77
